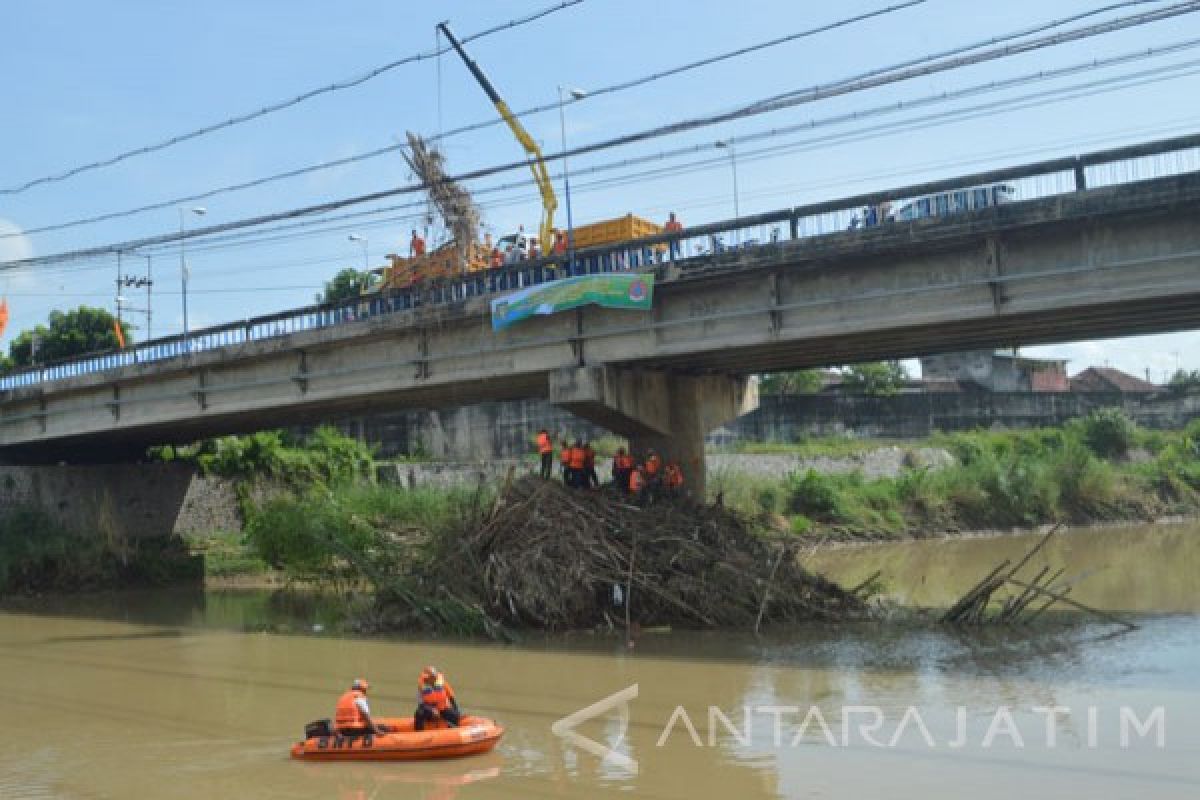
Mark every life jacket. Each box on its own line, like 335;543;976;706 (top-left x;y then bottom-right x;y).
559;447;571;466
665;218;683;232
536;432;553;454
418;677;455;711
491;249;503;268
614;454;634;470
412;236;426;256
584;447;596;468
568;447;586;470
334;689;367;731
644;455;662;477
665;464;684;488
629;470;645;493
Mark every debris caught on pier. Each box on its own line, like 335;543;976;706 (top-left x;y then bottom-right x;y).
940;525;1137;631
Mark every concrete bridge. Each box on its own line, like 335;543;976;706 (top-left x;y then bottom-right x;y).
4;133;1200;495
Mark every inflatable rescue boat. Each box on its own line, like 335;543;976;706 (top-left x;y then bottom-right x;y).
290;716;503;761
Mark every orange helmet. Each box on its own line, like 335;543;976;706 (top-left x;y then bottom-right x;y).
351;678;369;692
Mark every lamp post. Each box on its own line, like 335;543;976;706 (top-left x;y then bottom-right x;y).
715;139;740;245
558;86;587;274
348;233;369;270
179;206;206;348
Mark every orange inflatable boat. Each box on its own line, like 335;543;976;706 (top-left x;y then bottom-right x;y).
290;716;503;761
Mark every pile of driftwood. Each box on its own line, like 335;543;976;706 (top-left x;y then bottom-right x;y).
431;477;867;633
940;525;1136;630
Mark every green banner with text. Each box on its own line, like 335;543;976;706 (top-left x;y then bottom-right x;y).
490;273;655;331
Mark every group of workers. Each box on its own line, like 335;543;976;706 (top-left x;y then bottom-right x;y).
334;666;460;737
535;429;685;500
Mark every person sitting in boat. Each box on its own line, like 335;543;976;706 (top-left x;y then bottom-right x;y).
335;678;384;737
414;666;461;731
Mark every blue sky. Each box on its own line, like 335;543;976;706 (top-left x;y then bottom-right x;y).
2;0;1200;381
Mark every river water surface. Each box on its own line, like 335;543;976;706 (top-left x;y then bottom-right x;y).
1;522;1197;799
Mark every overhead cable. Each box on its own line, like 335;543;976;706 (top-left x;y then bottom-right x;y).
0;0;584;196
5;0;1197;271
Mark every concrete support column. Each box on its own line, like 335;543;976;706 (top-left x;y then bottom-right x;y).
549;366;757;499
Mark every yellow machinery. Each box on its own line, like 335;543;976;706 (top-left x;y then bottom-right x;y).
438;22;558;256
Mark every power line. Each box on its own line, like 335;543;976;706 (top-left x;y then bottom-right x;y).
0;1;584;197
5;0;1198;271
146;42;1200;260
5;1;931;238
8;0;1165;240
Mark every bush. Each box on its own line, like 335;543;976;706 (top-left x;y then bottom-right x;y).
789;515;813;535
786;469;844;519
1080;408;1136;459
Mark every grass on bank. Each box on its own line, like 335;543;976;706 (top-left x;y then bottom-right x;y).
713;411;1200;539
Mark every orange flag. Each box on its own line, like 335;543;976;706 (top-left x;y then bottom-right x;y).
113;318;126;349
0;298;8;339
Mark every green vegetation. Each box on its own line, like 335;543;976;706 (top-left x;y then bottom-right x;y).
718;411;1200;540
149;426;375;485
318;267;371;304
2;306;132;372
1169;368;1200;391
0;507;201;595
841;361;910;396
720;435;897;458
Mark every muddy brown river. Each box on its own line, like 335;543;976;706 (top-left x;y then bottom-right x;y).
1;522;1197;798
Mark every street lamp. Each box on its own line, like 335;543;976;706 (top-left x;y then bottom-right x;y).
558;86;587;274
348;233;369;270
179;206;206;348
715;139;740;245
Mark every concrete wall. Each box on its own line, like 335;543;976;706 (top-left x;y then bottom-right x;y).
721;390;1200;441
0;463;241;540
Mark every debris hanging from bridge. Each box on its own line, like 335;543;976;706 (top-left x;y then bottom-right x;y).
374;476;868;636
401;131;480;255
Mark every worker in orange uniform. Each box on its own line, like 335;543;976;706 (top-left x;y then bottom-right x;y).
553;230;567;255
414;666;461;731
612;447;635;493
664;211;684;258
490;247;503;268
583;441;599;489
335;678;384;737
664;460;684;495
628;466;647;504
536;429;554;480
642;449;663;499
410;229;426;258
567;439;587;488
559;439;572;485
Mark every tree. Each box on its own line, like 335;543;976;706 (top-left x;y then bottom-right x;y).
841;361;910;396
318;268;370;304
4;306;132;369
1169;368;1200;391
759;369;824;395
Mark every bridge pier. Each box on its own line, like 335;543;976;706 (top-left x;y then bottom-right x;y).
548;366;758;499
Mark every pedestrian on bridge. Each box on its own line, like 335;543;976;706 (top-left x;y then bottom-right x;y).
664;212;683;259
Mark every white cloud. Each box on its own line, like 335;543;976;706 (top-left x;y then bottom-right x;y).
0;217;33;264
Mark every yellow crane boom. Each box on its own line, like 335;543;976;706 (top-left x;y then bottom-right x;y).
438;22;558;255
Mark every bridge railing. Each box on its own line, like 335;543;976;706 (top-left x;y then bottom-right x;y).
4;132;1200;393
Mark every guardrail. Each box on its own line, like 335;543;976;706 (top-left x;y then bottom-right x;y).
3;131;1199;392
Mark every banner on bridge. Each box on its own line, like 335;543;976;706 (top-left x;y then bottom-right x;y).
490;273;654;331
